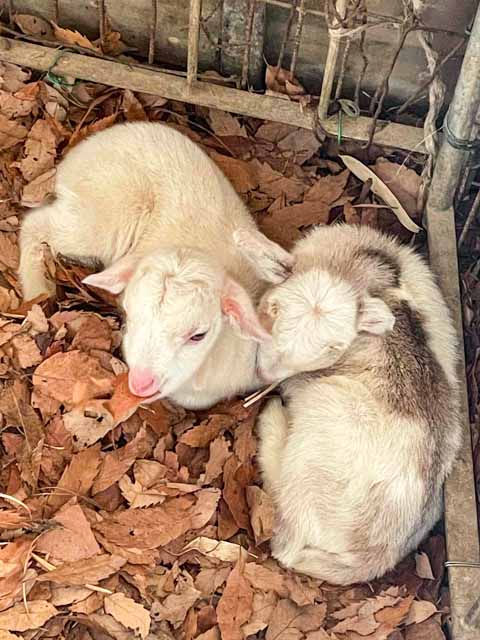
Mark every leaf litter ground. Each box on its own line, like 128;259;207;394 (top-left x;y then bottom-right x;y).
0;61;451;640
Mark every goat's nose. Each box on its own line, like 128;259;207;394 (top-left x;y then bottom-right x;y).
128;369;160;397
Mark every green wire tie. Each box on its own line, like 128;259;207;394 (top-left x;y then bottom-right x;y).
43;49;79;89
336;98;360;145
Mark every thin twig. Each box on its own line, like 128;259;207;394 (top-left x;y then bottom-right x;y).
290;0;306;77
241;0;256;89
365;16;416;148
31;552;114;594
395;37;465;115
459;188;480;248
98;0;106;50
276;0;298;73
148;0;158;65
354;0;368;107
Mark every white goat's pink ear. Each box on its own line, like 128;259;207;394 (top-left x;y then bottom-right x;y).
358;296;395;335
82;255;139;295
221;278;271;341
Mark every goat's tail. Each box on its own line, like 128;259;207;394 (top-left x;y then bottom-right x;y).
18;206;55;301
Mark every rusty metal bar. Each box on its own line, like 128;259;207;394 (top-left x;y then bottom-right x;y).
276;0;297;70
53;0;59;24
187;0;203;87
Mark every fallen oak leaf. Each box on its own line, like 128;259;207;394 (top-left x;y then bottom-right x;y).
35;500;101;563
217;559;253;640
246;485;274;545
150;582;201;628
204;435;231;484
415;552;435;580
51;23;100;51
404;600;438;625
340;155;420;233
0;114;28;151
105;372;154;425
21;168;56;207
46;444;102;514
33;350;115;409
0;537;34;611
14;14;54;38
182;537;251;563
104;592;151;639
0;601;58;632
36;553;126;585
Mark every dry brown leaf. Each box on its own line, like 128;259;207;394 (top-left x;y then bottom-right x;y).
404;618;445;640
33;350;115;408
415;552;435;580
404;600;437;625
74;612;133;640
14;14;54;38
217;559;253;640
246;485;274;545
266;600;326;640
94;489;219;549
51;23;99;51
13;119;57;182
242;590;277;636
204;436;231;484
182;537;249;563
92;425;156;494
35;500;101;562
304;170;349;203
0;631;22;640
243;563;285;595
104;592;151;639
210;152;258;194
331;613;379;635
340;155;420;232
0;63;30;92
195;566;232;595
47;444;102;514
0;601;58;632
0;538;33;611
50;585;93;607
0;86;39;118
180;415;233;448
37;553;126;585
252;159;305;202
209;109;248;138
63;400;115;451
106;372;152;425
265;65;307;100
121;89;148;121
0;232;19;270
67;114;118;150
259;201;330;249
151;582;200;628
21;168;56;207
0;114;28;151
372;158;422;219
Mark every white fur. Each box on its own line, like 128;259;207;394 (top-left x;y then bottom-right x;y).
19;122;270;409
243;224;461;584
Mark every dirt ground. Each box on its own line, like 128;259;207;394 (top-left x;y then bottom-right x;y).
0;61;455;640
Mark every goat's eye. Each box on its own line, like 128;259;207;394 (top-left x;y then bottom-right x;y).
189;331;208;342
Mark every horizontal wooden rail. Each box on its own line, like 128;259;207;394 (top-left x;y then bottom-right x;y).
0;37;427;153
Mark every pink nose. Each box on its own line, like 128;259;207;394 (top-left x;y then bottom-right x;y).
128;369;160;397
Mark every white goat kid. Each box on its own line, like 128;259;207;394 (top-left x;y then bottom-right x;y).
236;223;461;584
19;122;292;409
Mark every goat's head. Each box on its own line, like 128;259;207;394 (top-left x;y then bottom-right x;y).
82;247;269;401
235;228;395;382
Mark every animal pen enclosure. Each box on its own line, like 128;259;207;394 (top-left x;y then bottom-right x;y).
0;1;480;639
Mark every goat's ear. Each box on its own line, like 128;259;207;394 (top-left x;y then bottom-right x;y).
358;296;395;335
221;277;271;341
82;255;139;295
233;228;295;284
